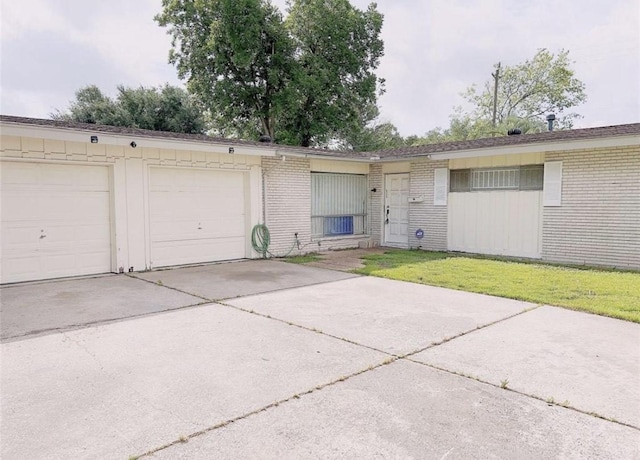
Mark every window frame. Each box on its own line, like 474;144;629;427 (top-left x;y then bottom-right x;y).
310;172;368;239
449;165;544;192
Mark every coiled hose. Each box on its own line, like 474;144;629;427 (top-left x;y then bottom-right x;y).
251;224;303;258
251;224;271;258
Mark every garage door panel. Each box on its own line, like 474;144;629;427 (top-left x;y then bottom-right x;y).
152;237;246;267
149;167;247;268
1;162;112;284
2;256;39;281
1;192;38;220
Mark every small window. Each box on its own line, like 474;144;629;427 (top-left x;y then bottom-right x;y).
520;165;544;190
449;165;544;192
450;169;471;192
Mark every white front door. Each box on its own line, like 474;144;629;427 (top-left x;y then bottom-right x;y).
1;161;112;284
384;173;410;246
148;167;247;268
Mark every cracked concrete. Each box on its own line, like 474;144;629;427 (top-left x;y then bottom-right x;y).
149;360;640;460
1;259;639;459
227;276;539;355
412;305;640;428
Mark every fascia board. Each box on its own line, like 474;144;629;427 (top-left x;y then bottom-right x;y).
0;122;278;157
424;135;640;160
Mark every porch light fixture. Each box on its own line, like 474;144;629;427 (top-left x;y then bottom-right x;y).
90;135;99;144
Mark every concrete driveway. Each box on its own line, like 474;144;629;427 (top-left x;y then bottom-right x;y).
1;260;639;459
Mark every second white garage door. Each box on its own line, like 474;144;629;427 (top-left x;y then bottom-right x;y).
149;167;247;268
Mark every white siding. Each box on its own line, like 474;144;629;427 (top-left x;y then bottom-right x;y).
448;191;543;258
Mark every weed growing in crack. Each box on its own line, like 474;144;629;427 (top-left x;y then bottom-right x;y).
500;379;509;389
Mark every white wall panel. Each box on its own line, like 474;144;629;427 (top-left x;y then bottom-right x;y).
448;191;542;258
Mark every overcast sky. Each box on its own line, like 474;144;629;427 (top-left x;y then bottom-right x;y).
1;0;638;137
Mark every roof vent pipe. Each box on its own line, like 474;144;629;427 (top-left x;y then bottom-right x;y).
546;114;556;131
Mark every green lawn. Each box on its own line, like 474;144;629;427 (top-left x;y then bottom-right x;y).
355;250;640;323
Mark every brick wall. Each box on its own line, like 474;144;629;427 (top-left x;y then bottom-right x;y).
543;146;640;269
262;156;312;256
408;159;448;251
262;156;374;256
369;163;383;246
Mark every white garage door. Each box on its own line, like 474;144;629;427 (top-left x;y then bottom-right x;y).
1;162;112;284
149;167;247;268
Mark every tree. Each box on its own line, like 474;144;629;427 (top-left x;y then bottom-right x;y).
280;0;384;147
52;84;207;134
410;49;587;145
339;120;405;151
463;49;586;131
155;0;384;147
156;0;294;141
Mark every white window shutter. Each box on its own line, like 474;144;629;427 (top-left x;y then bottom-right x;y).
434;168;448;206
543;161;563;206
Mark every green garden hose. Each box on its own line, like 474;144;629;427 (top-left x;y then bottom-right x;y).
251;224;302;258
251;224;271;258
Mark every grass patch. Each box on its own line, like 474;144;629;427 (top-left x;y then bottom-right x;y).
282;253;322;264
355;250;640;323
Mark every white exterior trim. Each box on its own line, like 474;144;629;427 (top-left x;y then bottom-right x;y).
0;123;278;158
425;135;640;160
543;161;563;207
433;168;448;206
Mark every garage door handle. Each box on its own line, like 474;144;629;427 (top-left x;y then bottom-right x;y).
39;234;47;239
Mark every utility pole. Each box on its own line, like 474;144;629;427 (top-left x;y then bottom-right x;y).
491;62;501;136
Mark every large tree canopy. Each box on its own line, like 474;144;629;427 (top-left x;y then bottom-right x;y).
156;0;384;146
52;84;207;134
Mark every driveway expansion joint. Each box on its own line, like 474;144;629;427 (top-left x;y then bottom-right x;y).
216;300;396;357
402;304;543;358
126;274;213;302
1;300;211;343
203;303;639;434
130;355;400;459
406;358;640;432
